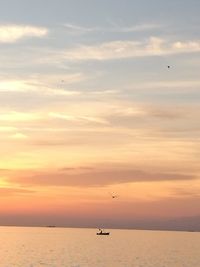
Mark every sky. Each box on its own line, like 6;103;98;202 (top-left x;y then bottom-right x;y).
0;0;200;230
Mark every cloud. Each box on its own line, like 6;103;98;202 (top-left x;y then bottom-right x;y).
10;133;28;140
108;105;186;121
118;24;161;33
0;187;35;196
63;23;161;34
49;112;109;125
0;126;17;132
0;73;85;95
63;23;94;34
29;139;77;147
170;187;200;198
101;101;200;135
10;167;196;187
64;37;200;61
130;80;200;91
0;72;97;114
0;80;36;93
29;132;128;147
0;24;48;43
0;111;39;122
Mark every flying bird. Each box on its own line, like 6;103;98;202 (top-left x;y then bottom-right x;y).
109;192;118;199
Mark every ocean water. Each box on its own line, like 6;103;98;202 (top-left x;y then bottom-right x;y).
0;227;199;267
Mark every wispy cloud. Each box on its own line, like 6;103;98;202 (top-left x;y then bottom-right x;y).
9;133;28;140
107;104;186;121
63;23;93;34
63;23;161;34
49;112;109;125
0;111;39;122
0;73;85;96
0;80;36;92
130;80;200;91
0;126;17;132
0;24;48;43
64;37;200;61
119;24;161;33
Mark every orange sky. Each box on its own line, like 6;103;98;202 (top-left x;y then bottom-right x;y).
0;0;200;229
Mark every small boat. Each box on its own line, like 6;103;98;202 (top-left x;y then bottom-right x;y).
96;229;110;235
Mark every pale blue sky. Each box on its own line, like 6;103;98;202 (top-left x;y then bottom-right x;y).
0;0;199;26
0;1;199;124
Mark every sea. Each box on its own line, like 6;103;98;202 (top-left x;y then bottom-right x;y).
0;226;199;267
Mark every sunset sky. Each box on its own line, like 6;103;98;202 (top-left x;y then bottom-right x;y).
0;0;200;229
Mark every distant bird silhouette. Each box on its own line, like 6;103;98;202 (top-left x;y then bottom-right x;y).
167;65;171;69
109;192;118;199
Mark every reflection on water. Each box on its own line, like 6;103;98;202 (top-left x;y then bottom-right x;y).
0;227;200;267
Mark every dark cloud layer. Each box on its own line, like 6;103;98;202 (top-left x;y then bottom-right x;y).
10;167;196;187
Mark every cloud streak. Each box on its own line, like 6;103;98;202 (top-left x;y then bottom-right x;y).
0;73;85;95
0;111;39;122
64;37;200;61
0;24;48;43
63;23;161;34
49;112;109;125
0;187;35;196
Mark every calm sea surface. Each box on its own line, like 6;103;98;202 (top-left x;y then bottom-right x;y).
0;227;200;267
